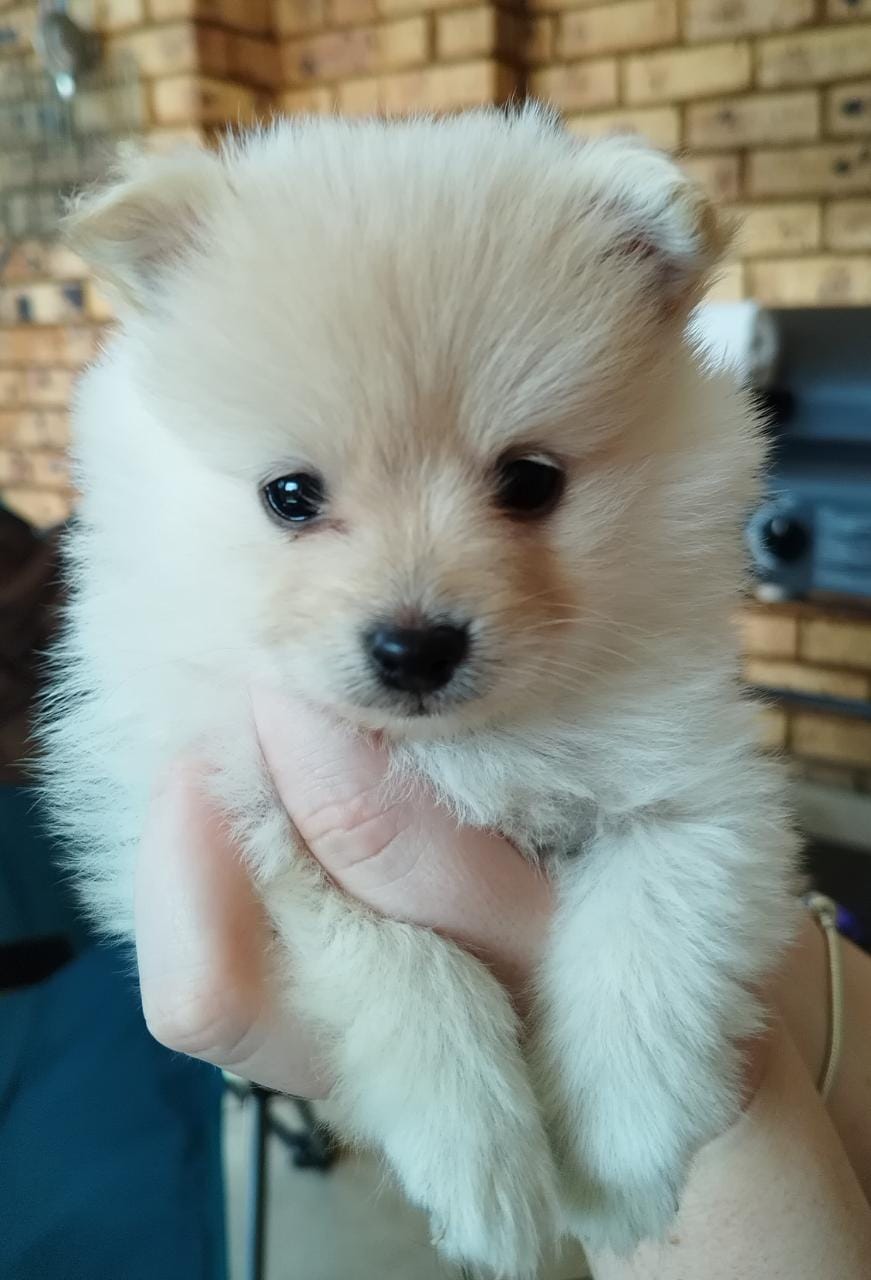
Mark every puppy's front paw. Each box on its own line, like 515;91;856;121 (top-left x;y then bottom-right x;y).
560;1165;681;1258
428;1118;558;1279
554;1064;739;1259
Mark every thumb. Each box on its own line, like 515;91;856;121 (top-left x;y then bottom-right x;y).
251;686;464;912
251;689;552;991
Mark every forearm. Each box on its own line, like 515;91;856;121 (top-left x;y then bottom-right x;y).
588;1018;871;1280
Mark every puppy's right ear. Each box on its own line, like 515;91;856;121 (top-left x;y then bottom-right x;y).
66;146;227;309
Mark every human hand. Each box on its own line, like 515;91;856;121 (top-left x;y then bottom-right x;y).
134;693;553;1097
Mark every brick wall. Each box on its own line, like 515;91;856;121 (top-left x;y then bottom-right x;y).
739;600;871;791
532;0;871;306
275;0;525;116
0;0;277;529
272;0;871;307
2;0;870;785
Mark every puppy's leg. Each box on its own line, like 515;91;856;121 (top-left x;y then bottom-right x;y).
535;801;797;1257
262;850;558;1278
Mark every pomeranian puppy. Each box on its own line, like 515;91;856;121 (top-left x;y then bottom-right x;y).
42;106;799;1277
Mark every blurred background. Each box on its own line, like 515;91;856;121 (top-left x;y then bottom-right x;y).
1;2;870;1279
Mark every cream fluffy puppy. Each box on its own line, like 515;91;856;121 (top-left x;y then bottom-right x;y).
42;107;799;1277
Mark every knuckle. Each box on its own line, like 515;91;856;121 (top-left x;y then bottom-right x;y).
303;784;407;863
141;979;252;1062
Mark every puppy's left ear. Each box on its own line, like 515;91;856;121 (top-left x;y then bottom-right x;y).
65;145;228;309
580;134;734;306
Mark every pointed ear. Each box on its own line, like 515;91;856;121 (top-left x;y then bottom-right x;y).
65;146;228;308
579;134;734;304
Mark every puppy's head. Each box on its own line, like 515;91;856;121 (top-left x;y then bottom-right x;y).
71;108;736;733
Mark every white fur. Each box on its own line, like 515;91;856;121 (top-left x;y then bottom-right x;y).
41;107;799;1276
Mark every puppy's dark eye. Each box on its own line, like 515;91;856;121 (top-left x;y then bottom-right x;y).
263;472;326;524
495;454;565;518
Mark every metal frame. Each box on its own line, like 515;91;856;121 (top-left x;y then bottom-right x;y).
223;1077;339;1280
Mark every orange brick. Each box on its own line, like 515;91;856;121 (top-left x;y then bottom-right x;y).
747;255;871;305
196;26;230;78
337;76;381;114
681;153;741;202
685;0;814;41
800;616;871;670
744;658;869;700
736;608;798;658
0;487;73;529
730;202;821;255
792;713;871;768
149;74;261;126
280;86;335;113
282;19;428;86
755;706;788;750
567;106;681;151
376;67;430;111
216;0;273;29
687;91;819;149
747;142;871;197
328;0;377;25
827;82;871;136
522;16;554;65
0;447;70;491
529;58;618;112
273;0;327;36
826;0;871;19
625;41;750;106
526;0;608;10
758;25;871;88
70;0;145;29
0;369;22;404
425;60;516;109
350;62;515;115
18;367;76;408
226;34;282;89
148;0;272;32
0;409;70;448
558;0;677;59
378;0;466;13
0;326;99;367
0;242;49;284
824;199;871;249
0;369;64;416
108;23;202;78
436;7;514;62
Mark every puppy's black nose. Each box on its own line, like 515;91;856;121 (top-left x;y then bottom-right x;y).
367;623;469;694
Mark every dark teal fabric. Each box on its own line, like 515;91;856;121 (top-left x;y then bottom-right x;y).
0;787;227;1280
0;786;89;952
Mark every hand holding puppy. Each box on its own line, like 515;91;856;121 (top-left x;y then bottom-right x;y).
135;693;553;1099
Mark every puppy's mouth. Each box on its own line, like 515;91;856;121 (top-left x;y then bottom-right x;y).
351;684;483;723
336;670;488;730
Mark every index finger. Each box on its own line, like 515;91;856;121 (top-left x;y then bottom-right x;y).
134;761;329;1097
